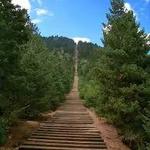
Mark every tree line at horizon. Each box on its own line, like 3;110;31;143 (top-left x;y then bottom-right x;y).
0;0;75;144
79;0;150;149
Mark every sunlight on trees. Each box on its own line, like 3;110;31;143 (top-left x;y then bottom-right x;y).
79;0;150;149
0;0;75;144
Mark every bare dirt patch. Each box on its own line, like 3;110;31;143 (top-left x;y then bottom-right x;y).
0;111;56;150
0;120;39;150
88;109;131;150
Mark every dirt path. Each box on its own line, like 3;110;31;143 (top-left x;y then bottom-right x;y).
88;110;130;150
18;45;107;150
1;45;130;150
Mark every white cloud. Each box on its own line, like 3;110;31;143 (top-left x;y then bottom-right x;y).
35;8;48;16
124;3;138;20
73;37;91;44
11;0;31;12
147;41;150;45
32;18;42;24
103;24;112;34
146;33;150;45
32;0;42;5
124;3;133;12
35;8;54;16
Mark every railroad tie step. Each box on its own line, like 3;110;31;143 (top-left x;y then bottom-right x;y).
19;76;107;149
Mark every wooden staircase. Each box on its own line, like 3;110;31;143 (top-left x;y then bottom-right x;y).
19;46;107;150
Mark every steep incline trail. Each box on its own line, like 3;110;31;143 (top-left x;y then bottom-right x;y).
19;45;107;150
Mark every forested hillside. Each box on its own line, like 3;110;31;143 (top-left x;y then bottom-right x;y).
42;36;75;56
78;41;100;60
79;0;150;150
0;0;74;144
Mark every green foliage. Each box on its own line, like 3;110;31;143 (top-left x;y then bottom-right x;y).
0;35;74;120
98;2;149;148
78;41;100;60
0;118;7;145
79;0;150;149
0;0;32;118
79;78;99;107
0;0;74;144
143;91;150;150
78;42;102;108
42;36;76;56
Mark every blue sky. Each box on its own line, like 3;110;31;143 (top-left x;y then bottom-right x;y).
12;0;150;45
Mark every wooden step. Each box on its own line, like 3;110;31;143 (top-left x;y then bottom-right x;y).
19;145;107;150
29;135;103;141
19;68;107;150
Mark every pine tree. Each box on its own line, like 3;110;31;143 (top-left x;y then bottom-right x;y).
0;0;75;145
93;0;150;149
0;0;32;117
143;104;150;149
0;0;33;144
0;0;32;106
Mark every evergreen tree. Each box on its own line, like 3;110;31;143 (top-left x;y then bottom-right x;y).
0;0;32;144
0;0;32;116
78;41;100;60
17;35;74;118
78;42;102;108
42;36;76;56
0;1;74;144
0;0;31;75
92;0;150;149
143;104;150;150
